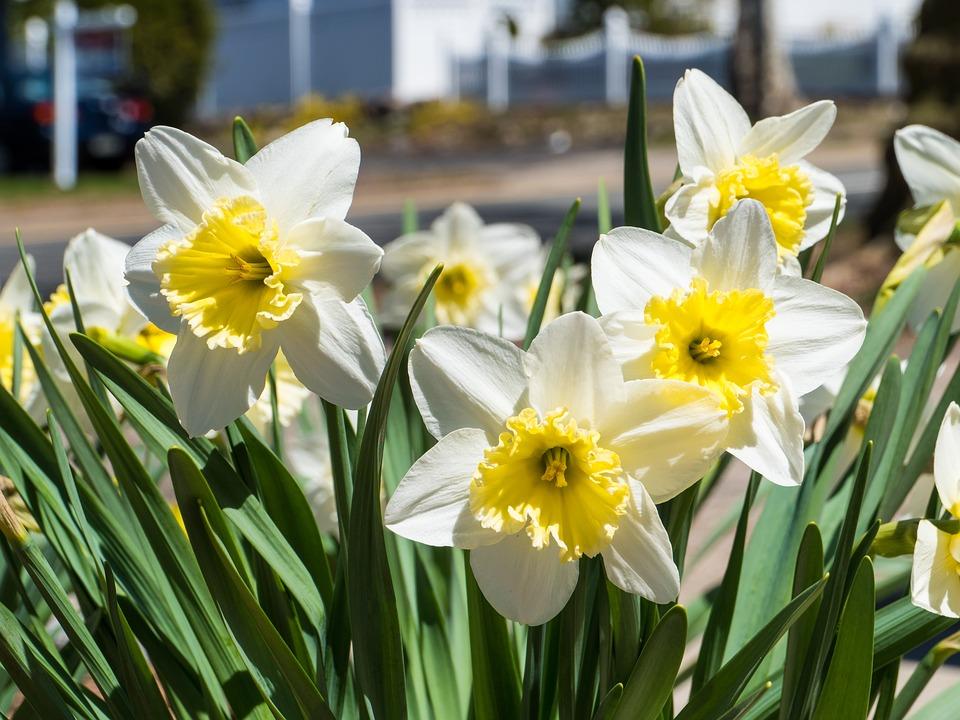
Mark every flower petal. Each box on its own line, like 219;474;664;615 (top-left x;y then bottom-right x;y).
0;257;36;314
739;100;836;164
470;532;579;625
166;327;277;436
601;478;679;602
282;217;382;301
767;275;866;396
935;403;960;514
906;248;960;334
601;380;727;502
246;119;360;229
526;312;623;423
592;227;694;314
384;428;497;549
664;180;716;246
135;126;256;232
696;199;779;292
431;202;485;251
727;378;805;486
597;310;658;381
279;294;384;410
911;520;960;618
674;69;750;176
381;231;444;281
409;325;527;440
895;125;960;210
123;224;182;334
798;163;846;251
482;223;542;276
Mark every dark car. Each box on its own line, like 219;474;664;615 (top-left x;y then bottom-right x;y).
0;70;153;172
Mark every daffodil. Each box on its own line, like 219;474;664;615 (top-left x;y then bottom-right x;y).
0;261;40;404
384;312;728;624
44;229;174;370
380;202;541;337
593;199;866;486
665;69;845;271
877;125;960;332
245;350;312;431
285;396;339;536
124;121;385;436
912;402;960;617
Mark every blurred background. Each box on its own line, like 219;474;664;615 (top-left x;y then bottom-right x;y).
0;0;956;300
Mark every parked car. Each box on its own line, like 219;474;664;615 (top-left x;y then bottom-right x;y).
0;70;153;172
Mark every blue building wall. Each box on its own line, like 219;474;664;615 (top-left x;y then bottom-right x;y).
207;0;392;113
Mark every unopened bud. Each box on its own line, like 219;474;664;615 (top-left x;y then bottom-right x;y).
0;487;28;545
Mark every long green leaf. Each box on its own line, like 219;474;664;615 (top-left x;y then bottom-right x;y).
623;56;659;230
347;265;442;719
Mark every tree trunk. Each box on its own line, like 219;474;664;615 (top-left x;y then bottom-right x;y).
731;0;796;119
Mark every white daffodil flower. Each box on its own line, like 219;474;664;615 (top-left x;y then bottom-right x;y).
44;229;175;371
285;396;338;536
124;121;385;436
592;199;866;486
912;402;960;618
384;312;729;625
665;69;845;271
878;125;960;333
380;202;541;338
245;350;312;431
0;260;40;405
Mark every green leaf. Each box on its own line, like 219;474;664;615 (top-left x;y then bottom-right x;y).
779;524;824;719
891;630;960;720
232;116;258;163
809;193;842;283
523;198;581;348
465;557;521;719
347;265;442;719
613;605;687;720
810;557;875;720
692;472;760;691
593;684;623;720
676;575;827;720
402;199;419;234
171;449;334;720
623;56;659;231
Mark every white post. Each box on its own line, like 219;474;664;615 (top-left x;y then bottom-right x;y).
53;0;78;191
486;24;509;111
24;17;49;71
289;0;313;102
604;6;629;106
876;14;898;96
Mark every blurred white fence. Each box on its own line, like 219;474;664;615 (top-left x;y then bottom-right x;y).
456;8;905;108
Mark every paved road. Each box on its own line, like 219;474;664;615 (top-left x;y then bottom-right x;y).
1;165;882;297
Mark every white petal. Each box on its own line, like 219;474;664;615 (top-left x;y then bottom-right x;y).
663;181;716;246
482;223;542;276
767;275;866;395
727;378;805;486
906;249;960;334
592;227;694;314
601;478;679;602
470;533;579;625
246;120;359;229
135;126;256;232
601;380;727;502
798;163;846;250
895;125;960;210
123;225;182;334
279;295;384;410
384;428;496;549
673;69;750;176
526;312;623;423
381;232;443;281
0;258;36;313
597;310;658;381
166;327;277;436
282;217;382;301
409;325;527;440
935;403;960;514
431;202;484;252
739;101;836;164
64;229;130;309
696;199;778;292
911;520;960;618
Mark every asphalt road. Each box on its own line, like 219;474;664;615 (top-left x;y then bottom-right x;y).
2;165;882;297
